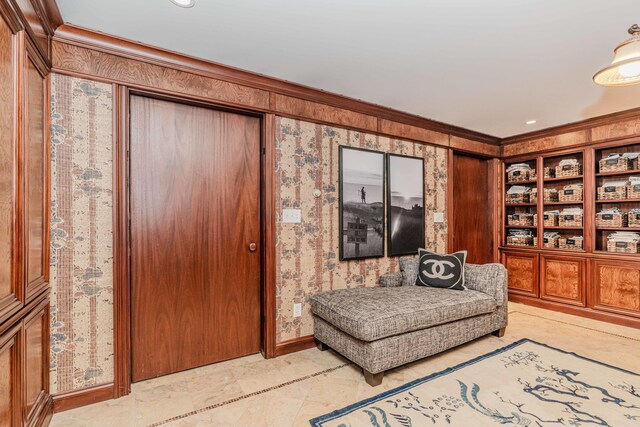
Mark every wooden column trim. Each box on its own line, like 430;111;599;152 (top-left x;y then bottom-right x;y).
262;113;277;359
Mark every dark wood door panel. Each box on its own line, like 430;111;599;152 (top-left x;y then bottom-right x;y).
24;54;47;301
0;12;20;322
451;153;494;264
502;251;538;297
540;255;585;306
592;260;640;317
0;324;20;427
23;301;49;424
130;96;261;381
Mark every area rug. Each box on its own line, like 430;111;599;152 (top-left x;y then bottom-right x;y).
309;339;640;426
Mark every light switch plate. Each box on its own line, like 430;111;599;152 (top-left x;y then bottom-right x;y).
434;212;445;223
282;209;302;223
293;303;302;317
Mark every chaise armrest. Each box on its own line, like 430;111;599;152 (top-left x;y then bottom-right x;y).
378;272;403;287
464;263;507;306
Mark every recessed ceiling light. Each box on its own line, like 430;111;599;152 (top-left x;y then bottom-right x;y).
170;0;195;7
525;120;537;125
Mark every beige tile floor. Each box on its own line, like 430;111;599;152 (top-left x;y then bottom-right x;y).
50;302;640;427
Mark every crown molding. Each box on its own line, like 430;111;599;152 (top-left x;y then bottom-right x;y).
501;106;640;146
52;24;501;146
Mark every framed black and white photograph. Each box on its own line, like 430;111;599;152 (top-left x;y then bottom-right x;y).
387;154;425;256
339;146;385;260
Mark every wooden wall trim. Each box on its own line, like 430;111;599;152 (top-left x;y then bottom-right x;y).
50;24;501;148
52;383;114;413
274;335;317;357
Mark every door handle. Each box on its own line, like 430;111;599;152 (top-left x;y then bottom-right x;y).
249;242;257;252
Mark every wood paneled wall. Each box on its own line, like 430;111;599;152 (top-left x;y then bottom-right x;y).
0;1;59;426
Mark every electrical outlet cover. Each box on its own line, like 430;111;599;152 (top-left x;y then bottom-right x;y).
434;212;445;223
282;209;302;223
293;303;302;317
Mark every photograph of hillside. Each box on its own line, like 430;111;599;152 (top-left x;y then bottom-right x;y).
339;147;385;260
387;154;425;256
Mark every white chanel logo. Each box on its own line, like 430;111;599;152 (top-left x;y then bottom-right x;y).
422;259;455;280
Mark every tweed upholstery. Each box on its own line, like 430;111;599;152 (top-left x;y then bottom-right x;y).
310;287;497;342
313;261;509;376
314;303;508;374
391;258;507;307
378;272;403;287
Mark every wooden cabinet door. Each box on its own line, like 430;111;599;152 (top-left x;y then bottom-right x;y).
540;255;586;306
592;260;640;318
23;50;48;302
501;251;539;297
0;11;22;324
0;324;21;427
22;299;49;426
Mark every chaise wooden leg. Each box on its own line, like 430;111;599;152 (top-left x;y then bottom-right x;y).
316;340;329;351
491;327;506;338
363;369;384;387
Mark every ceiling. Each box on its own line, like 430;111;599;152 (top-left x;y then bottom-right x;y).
56;0;640;138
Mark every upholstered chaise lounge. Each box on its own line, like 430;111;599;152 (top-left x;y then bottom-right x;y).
309;258;508;386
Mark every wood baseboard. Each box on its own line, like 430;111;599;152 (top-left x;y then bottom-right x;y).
274;335;317;357
509;294;640;329
52;383;115;413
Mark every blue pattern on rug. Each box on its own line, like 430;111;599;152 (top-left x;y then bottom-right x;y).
309;339;640;426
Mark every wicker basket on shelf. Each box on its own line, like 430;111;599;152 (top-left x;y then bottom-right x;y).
530;189;537;204
555;164;582;178
595;212;627;228
543;189;558;203
628;183;640;199
507;170;531;183
607;240;640;253
543;212;559;226
558;237;583;250
559;213;583;227
506;235;535;247
599;156;631;173
558;187;583;202
505;193;530;204
629;213;640;227
543;167;555;179
597;184;627;200
507;213;535;227
543;236;559;248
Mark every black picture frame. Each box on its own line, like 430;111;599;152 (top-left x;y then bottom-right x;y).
339;146;386;260
386;153;425;256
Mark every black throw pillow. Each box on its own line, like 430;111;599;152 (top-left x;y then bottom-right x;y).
414;249;467;290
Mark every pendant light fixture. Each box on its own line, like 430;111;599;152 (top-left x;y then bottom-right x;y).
594;24;640;86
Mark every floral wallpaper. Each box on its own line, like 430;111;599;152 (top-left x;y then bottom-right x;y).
49;74;114;394
275;117;448;343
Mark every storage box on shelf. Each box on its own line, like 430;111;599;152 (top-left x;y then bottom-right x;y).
543;211;559;226
596;209;627;228
506;163;535;183
558;236;584;250
559;212;583;227
543;188;558;203
598;153;639;173
558;185;583;202
507;213;535;227
543;167;555;179
542;232;560;249
597;181;627;200
555;162;582;178
628;177;640;199
629;209;640;227
606;231;640;253
506;229;536;247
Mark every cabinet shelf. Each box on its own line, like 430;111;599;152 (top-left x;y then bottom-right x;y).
505;203;536;207
596;169;640;177
544;226;584;230
544;201;583;205
596;227;640;231
595;198;640;204
506;179;537;185
544;175;583;183
505;225;537;229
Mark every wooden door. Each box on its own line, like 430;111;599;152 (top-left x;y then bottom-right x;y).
501;251;539;297
540;255;585;306
130;96;262;382
22;300;49;425
0;324;20;427
450;152;496;263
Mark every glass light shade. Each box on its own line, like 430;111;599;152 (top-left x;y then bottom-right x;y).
594;27;640;86
170;0;195;7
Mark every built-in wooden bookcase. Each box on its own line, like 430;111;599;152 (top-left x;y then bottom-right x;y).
504;159;537;248
594;142;640;253
541;152;585;252
501;142;640;328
